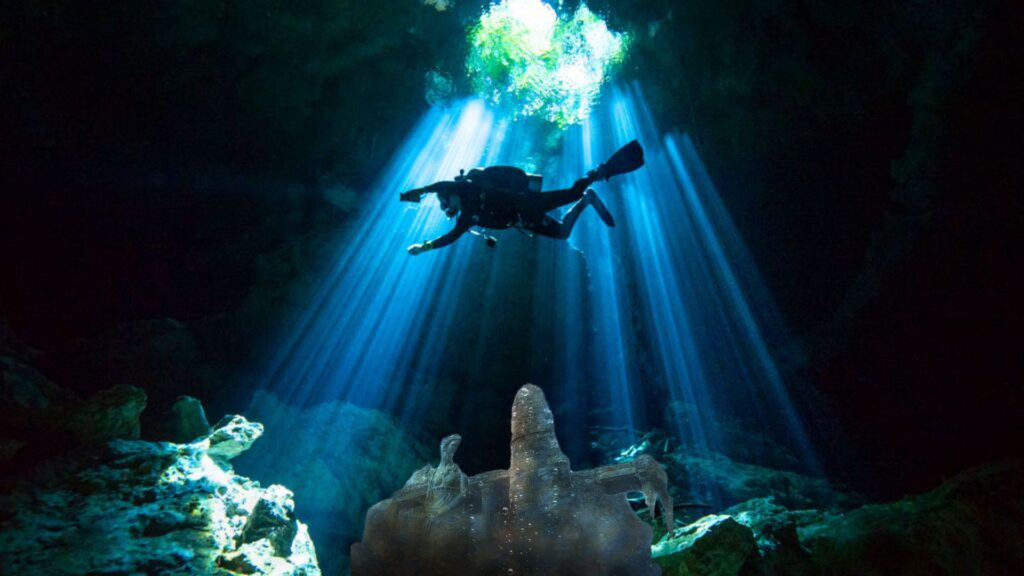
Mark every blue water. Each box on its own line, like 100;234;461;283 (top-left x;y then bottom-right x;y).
241;83;823;570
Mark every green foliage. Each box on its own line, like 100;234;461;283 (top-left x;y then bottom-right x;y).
467;0;628;127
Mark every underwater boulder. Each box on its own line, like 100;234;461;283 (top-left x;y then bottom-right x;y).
651;461;1024;575
1;322;149;465
233;389;432;575
154;395;213;444
792;460;1024;575
723;497;820;563
652;515;758;576
0;413;321;575
206;414;263;464
10;383;148;462
57;384;148;444
351;384;673;576
592;425;861;511
239;484;301;557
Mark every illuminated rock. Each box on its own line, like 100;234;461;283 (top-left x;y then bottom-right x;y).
652;515;757;576
650;462;1024;575
206;414;263;463
351;384;673;575
0;414;320;575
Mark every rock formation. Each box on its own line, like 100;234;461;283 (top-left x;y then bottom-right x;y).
1;319;149;469
0;413;321;575
233;389;432;575
156;395;214;444
351;384;673;575
653;460;1024;576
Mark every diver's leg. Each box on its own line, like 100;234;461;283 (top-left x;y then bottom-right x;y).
527;177;592;214
586;189;615;227
526;192;596;240
525;215;568;239
560;188;617;230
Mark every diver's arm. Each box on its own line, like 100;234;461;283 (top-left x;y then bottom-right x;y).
401;180;460;203
400;186;428;203
408;218;470;255
421;181;461;195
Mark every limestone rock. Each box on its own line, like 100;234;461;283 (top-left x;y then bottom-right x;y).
793;460;1024;575
157;395;213;443
0;414;320;576
653;461;1024;576
207;414;263;464
404;434;469;516
591;425;861;511
2;323;148;465
653;515;758;576
724;496;824;552
218;539;310;575
240;484;300;557
233;390;431;575
59;384;147;444
351;384;672;576
0;354;62;424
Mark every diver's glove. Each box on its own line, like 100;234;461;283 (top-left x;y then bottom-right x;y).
407;241;433;255
400;187;426;203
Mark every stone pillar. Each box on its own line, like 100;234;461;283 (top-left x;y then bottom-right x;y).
508;384;572;525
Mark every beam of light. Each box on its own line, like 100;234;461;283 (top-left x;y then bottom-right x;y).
545;116;645;454
605;87;723;464
259;99;496;416
597;83;823;496
238;82;826;570
521;83;824;503
667;134;823;470
234;100;510;573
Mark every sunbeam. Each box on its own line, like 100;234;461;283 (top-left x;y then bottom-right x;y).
240;83;824;567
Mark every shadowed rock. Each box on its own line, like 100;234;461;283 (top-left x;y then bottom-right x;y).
156;395;213;444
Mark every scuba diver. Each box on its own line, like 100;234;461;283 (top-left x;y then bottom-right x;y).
400;140;645;254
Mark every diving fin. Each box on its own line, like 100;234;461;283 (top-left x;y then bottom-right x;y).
589;140;645;181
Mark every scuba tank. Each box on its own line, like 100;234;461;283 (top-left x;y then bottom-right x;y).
456;166;543;194
454;140;643;191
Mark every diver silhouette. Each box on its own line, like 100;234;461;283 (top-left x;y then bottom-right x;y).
399;140;645;254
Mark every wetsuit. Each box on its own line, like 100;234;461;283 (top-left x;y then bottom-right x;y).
418;177;593;249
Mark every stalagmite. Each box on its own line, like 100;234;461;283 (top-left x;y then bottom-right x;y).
351;384;673;575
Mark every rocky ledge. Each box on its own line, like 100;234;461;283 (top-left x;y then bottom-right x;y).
0;414;321;576
653;460;1024;575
